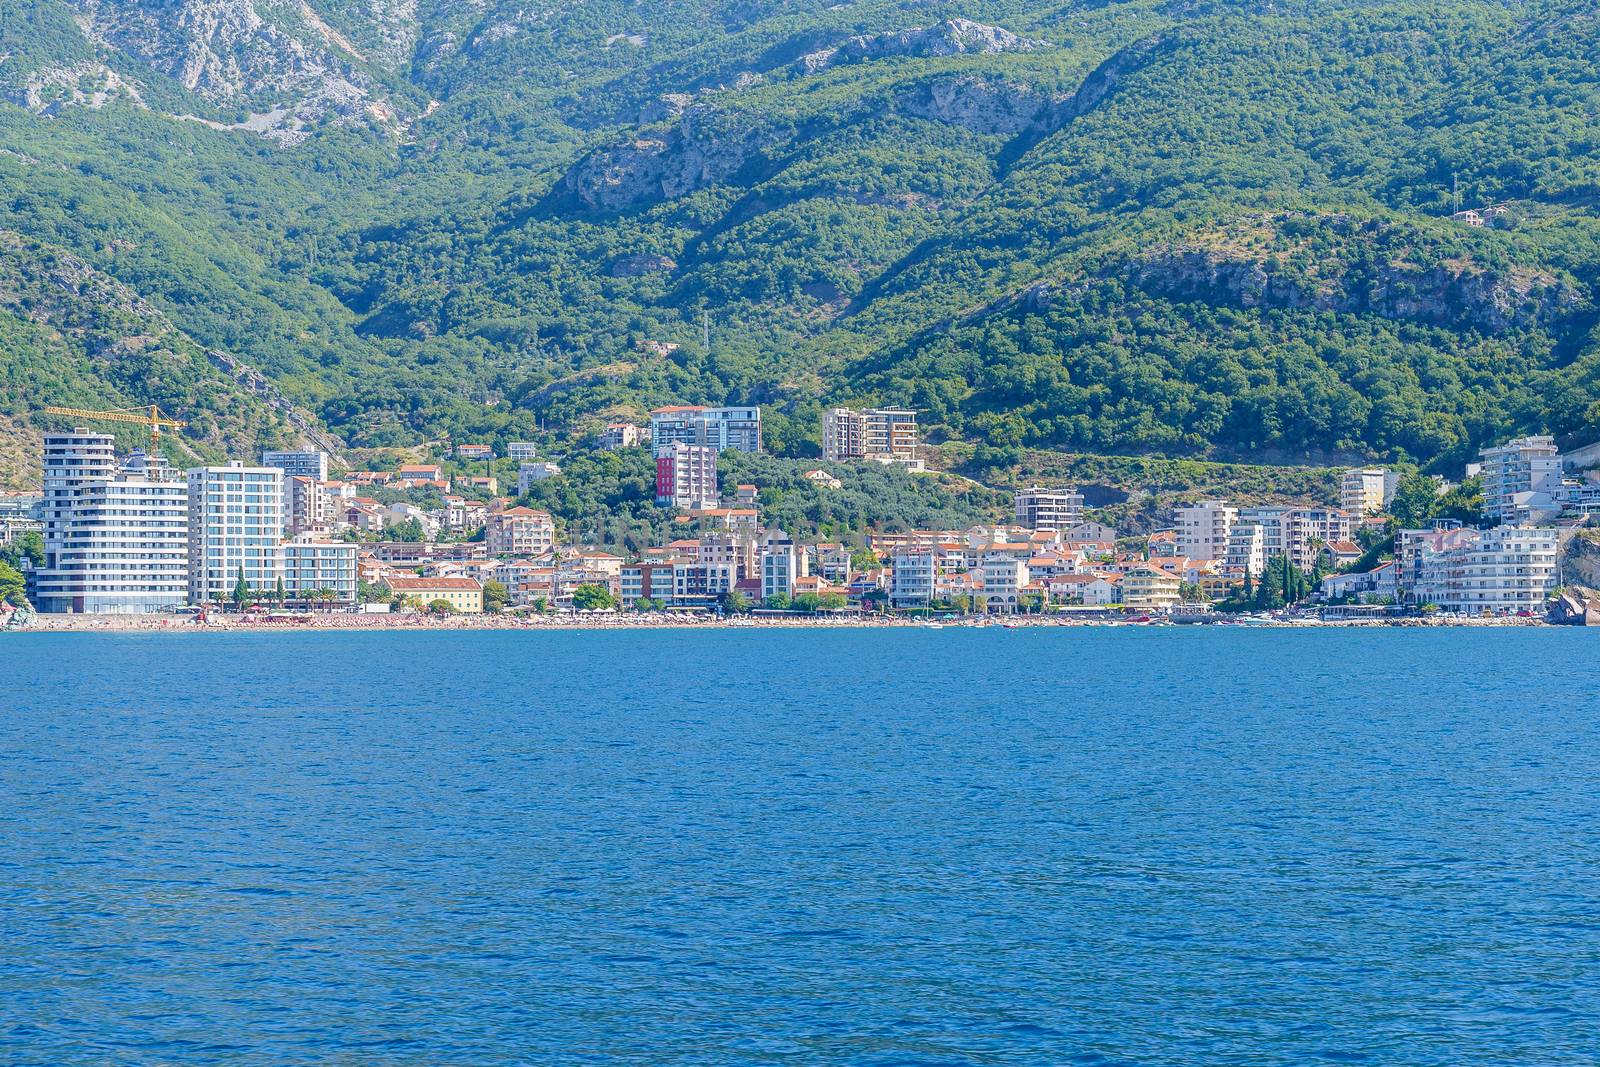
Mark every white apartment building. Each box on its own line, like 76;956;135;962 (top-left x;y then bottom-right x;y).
1340;468;1397;516
1014;486;1085;532
1557;479;1600;517
507;441;539;460
672;561;735;608
1175;499;1237;562
655;442;719;508
822;408;920;467
1237;506;1356;571
262;449;330;483
815;544;853;585
187;463;285;605
650;406;762;454
517;462;562;495
891;552;936;608
282;536;359;606
980;555;1030;613
40;429;116;568
619;561;676;608
0;492;43;543
285;475;334;536
596;424;644;451
1480;435;1562;523
1223;523;1266;579
486;507;556;556
761;533;800;602
35;435;189;614
1394;522;1479;593
443;496;488;532
1408;526;1559;613
697;529;762;580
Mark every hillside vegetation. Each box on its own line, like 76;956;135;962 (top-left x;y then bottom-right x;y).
2;0;1598;486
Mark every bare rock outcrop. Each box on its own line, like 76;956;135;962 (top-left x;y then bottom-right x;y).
556;107;795;213
610;253;678;277
897;74;1056;134
55;0;397;142
1130;214;1590;335
796;18;1047;74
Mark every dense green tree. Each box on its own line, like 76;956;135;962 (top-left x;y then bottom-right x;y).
0;561;27;606
571;584;618;611
792;592;823;614
482;580;509;612
0;531;44;570
389;518;426;544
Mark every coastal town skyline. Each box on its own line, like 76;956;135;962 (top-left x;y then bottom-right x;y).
4;403;1596;628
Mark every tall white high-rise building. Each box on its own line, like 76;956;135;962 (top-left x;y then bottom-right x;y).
1223;523;1267;579
1175;500;1237;562
187;463;285;605
35;432;190;614
1237;506;1357;571
1479;435;1562;523
760;530;800;602
655;442;719;508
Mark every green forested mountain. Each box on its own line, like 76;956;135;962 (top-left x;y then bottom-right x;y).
2;0;1598;486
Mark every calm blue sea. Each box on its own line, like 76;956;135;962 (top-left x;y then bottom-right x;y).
3;628;1598;1065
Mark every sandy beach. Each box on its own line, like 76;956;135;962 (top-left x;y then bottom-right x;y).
4;611;1551;634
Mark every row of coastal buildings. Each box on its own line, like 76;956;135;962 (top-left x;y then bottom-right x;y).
891;485;1356;613
946;434;1599;618
18;430;361;614
1319;436;1600;615
7;430;600;615
11;410;1591;619
8;417;1101;617
1;401;923;617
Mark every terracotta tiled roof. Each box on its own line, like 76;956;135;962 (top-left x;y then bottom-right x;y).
385;577;482;592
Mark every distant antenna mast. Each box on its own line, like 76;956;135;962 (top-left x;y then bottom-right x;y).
1452;172;1461;217
702;310;711;351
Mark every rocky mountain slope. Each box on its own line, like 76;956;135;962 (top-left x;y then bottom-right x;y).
0;0;1598;483
0;230;319;486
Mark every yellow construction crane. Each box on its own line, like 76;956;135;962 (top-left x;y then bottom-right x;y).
41;404;186;450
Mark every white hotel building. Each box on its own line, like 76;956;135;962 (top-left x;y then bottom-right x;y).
187;463;285;605
35;432;190;614
1407;526;1560;614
